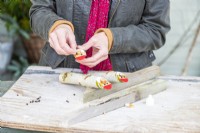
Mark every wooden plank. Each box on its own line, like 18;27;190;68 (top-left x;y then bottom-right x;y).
83;66;160;102
66;79;167;125
159;75;200;82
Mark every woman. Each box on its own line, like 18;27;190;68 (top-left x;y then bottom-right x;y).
29;0;170;73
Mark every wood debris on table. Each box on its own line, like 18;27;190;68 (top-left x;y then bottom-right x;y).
125;103;134;108
146;95;155;106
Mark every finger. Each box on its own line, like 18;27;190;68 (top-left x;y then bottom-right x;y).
55;30;75;55
77;55;108;68
49;33;67;55
78;37;97;51
49;38;53;48
67;34;77;53
78;49;107;64
76;50;108;67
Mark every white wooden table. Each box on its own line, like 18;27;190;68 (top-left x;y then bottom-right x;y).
1;74;200;132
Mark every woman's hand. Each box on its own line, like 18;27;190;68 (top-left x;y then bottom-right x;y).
76;32;109;68
49;24;77;55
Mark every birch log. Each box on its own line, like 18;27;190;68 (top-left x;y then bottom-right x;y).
88;71;128;83
59;72;112;90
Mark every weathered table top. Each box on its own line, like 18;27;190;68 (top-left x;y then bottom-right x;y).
1;75;200;133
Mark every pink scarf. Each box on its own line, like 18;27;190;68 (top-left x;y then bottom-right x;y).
80;0;112;74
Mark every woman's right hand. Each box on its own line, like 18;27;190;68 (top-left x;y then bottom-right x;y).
49;24;77;55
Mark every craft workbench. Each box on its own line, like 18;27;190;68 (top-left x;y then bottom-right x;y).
0;66;200;133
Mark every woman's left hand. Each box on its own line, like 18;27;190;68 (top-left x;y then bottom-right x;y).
76;32;109;68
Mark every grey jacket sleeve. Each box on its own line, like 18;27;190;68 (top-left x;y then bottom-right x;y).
29;0;64;41
109;0;170;54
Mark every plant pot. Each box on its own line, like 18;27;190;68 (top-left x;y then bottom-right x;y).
22;34;46;64
0;35;13;74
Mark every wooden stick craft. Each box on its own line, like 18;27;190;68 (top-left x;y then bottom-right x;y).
74;49;86;60
59;72;112;90
88;71;128;83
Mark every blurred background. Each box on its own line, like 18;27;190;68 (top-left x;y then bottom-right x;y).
0;0;45;81
0;0;200;82
154;0;200;76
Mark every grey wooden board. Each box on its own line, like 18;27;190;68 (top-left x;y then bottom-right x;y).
0;66;164;132
1;76;200;132
83;66;160;102
66;79;167;125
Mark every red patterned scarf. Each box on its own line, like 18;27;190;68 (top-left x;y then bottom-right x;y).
80;0;112;74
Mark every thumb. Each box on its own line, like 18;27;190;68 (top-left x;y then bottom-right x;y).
68;35;77;52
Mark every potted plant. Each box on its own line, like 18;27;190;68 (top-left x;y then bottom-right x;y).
0;14;29;74
0;0;45;64
0;34;13;74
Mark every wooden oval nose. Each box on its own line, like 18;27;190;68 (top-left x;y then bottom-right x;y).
75;55;86;60
103;84;112;90
120;78;128;83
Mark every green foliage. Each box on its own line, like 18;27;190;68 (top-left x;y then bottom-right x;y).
0;14;29;39
7;56;29;80
0;0;32;32
0;0;31;80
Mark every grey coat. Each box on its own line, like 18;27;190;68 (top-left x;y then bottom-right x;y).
29;0;170;72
